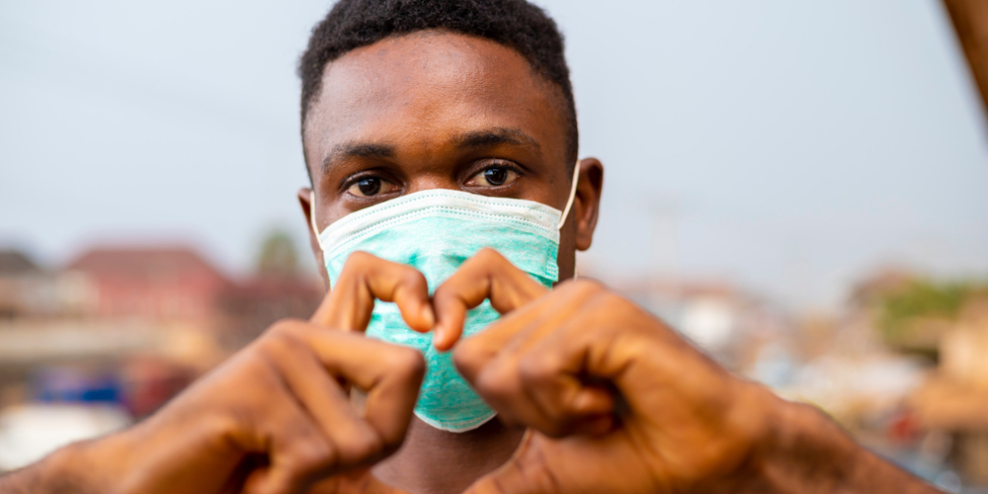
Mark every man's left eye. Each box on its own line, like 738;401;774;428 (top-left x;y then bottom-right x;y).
468;167;519;187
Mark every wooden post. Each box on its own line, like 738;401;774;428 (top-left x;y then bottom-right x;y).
942;0;988;122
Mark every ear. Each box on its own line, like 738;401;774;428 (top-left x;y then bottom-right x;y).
573;158;604;251
297;188;329;289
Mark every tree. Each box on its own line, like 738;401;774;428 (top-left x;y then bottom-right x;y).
255;229;299;278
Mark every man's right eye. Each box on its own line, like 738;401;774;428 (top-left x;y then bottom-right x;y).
347;177;398;197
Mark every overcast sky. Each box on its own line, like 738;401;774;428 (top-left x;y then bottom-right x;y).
1;0;986;310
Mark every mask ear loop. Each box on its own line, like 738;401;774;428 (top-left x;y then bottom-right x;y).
558;163;582;280
557;163;581;230
309;191;325;252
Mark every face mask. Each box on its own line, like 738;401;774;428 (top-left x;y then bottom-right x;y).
310;166;579;432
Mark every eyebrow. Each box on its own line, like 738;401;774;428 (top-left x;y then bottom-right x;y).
321;142;396;174
320;127;542;173
453;127;542;156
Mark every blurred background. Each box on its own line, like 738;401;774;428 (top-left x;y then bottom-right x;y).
2;0;987;490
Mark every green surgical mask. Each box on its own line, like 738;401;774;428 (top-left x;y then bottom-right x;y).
310;167;579;432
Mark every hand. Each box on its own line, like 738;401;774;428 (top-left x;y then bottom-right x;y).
451;277;780;494
43;252;435;494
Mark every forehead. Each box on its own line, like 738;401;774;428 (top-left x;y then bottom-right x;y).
302;31;567;171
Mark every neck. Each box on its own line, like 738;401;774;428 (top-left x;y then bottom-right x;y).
373;417;523;494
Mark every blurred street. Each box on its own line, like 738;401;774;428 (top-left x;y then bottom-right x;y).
2;240;987;491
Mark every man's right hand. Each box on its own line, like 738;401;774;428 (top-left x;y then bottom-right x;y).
3;252;434;494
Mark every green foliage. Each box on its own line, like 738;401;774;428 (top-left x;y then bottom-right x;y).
878;279;988;341
256;229;299;278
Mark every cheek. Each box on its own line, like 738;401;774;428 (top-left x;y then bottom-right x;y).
323;202;354;227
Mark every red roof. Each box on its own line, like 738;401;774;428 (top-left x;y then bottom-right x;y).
66;246;228;285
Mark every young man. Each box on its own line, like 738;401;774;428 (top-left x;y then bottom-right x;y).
0;1;945;493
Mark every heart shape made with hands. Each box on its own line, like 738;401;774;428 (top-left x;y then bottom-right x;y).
303;248;553;493
305;248;670;494
306;247;765;494
75;248;761;494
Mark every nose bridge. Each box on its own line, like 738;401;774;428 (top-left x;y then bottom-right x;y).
407;172;457;194
399;126;462;194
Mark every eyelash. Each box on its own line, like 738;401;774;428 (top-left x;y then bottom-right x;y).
472;160;524;183
340;171;394;193
339;160;526;193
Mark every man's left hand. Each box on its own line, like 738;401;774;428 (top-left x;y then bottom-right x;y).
436;253;779;494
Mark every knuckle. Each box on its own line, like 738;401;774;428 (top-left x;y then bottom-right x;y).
452;342;482;378
569;277;606;295
341;251;374;275
200;410;243;447
286;437;338;479
265;318;305;341
334;428;385;465
596;290;629;309
390;346;426;380
347;250;374;265
476;247;505;262
594;292;646;325
474;363;516;403
517;354;555;385
259;321;304;354
400;268;428;290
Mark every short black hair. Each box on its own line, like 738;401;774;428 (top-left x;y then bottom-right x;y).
298;0;578;166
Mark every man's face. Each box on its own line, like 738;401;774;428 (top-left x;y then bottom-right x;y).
299;30;601;285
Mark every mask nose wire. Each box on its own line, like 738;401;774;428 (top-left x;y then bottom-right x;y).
557;163;581;230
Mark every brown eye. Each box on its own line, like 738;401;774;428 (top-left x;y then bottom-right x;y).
347;177;398;197
484;168;508;186
468;166;519;187
357;177;380;195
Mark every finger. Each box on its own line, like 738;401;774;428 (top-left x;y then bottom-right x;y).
432;248;548;351
453;279;601;384
472;334;613;436
261;328;387;468
516;327;617;436
284;321;426;448
311;251;433;332
459;280;619;436
238;376;338;494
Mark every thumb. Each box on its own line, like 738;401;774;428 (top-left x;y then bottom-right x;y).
463;432;559;494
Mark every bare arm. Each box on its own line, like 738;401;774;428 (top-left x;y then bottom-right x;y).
0;253;433;494
0;438;112;494
744;399;939;494
434;251;943;494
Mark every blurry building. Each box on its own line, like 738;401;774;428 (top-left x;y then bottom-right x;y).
0;249;92;320
606;276;792;374
215;276;323;350
214;230;324;349
0;250;43;320
0;242;323;470
66;247;230;322
911;297;988;485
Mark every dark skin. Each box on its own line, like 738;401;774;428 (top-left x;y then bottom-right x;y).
297;31;602;493
0;29;942;494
